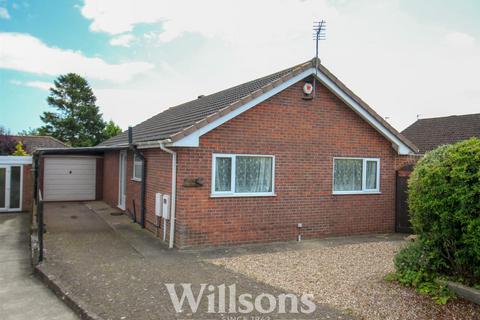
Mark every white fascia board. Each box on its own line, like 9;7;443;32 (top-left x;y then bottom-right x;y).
314;71;414;155
0;156;33;165
171;67;414;155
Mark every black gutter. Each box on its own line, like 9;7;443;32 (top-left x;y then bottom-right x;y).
128;127;146;229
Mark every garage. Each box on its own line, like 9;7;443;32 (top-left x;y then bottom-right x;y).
43;157;97;201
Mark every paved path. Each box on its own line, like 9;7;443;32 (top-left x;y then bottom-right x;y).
0;212;78;320
39;201;355;320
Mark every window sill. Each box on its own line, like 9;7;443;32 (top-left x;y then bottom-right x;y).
210;193;276;198
131;178;142;182
332;191;382;195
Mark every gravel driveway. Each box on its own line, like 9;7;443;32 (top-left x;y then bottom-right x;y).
210;238;479;320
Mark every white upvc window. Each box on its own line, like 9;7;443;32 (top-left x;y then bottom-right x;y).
132;154;143;181
211;154;275;197
333;157;380;194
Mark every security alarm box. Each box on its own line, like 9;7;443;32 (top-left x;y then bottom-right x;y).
155;193;162;217
162;194;170;219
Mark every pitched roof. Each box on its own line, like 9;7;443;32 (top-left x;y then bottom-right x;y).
100;58;417;154
12;135;69;153
100;60;309;146
402;113;480;153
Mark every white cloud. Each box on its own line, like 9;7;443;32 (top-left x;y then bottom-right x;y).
80;0;339;42
110;34;135;47
10;79;52;90
26;81;52;90
0;7;10;19
0;32;154;82
77;1;480;131
444;31;476;49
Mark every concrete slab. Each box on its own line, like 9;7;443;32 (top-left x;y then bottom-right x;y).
39;201;356;320
0;212;78;320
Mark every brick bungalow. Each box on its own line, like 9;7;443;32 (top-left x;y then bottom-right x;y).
36;58;419;248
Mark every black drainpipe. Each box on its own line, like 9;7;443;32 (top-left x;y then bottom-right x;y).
128;127;146;228
33;153;39;203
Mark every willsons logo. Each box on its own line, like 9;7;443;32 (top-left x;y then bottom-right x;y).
165;283;316;315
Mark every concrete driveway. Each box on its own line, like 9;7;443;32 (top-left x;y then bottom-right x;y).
38;201;354;320
0;212;77;320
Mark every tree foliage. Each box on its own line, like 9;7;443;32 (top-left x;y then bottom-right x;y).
0;126;16;155
103;120;123;140
18;127;40;136
393;138;480;302
39;73;106;147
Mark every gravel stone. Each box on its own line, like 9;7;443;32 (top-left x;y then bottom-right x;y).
210;240;480;320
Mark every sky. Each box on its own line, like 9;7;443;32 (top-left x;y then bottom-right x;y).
1;0;479;134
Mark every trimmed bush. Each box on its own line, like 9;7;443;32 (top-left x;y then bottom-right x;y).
392;138;480;302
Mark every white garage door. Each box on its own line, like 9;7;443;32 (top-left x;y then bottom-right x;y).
44;157;96;201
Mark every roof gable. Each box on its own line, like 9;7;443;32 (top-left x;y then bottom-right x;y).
100;58;418;155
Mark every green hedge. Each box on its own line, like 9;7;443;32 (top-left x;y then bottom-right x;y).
392;138;480;302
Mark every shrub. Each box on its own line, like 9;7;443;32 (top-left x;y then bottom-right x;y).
393;241;454;304
392;138;480;303
12;141;28;156
408;137;480;285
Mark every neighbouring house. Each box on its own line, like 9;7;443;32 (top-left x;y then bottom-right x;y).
11;135;69;154
394;113;480;233
0;136;68;213
402;113;480;154
35;58;420;248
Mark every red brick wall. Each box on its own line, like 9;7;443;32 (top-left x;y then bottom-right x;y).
142;149;172;239
172;79;406;247
125;151;142;221
395;154;420;171
102;149;173;241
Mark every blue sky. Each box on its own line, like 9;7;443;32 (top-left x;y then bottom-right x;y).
1;0;480;134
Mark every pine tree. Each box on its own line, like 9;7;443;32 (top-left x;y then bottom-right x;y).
39;73;106;147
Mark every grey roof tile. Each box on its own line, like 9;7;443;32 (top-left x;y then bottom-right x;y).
100;61;307;146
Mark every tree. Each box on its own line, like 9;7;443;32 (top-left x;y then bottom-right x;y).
18;127;40;136
39;73;106;147
103;120;123;140
0;126;16;155
12;142;28;156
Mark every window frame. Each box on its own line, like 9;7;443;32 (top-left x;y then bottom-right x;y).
211;153;275;197
132;154;143;181
332;157;380;195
